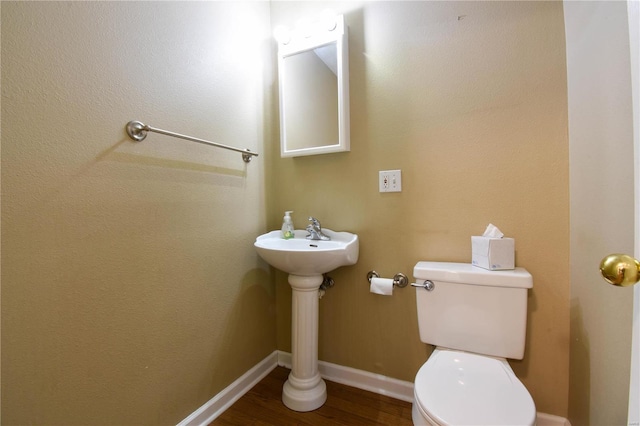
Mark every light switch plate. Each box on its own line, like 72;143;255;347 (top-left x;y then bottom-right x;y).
379;170;402;192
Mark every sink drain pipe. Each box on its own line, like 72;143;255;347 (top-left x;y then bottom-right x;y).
318;274;334;299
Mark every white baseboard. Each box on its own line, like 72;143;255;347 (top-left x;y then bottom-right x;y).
276;350;415;402
177;351;278;426
179;350;571;426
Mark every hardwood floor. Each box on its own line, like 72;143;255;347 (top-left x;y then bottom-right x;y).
211;366;414;425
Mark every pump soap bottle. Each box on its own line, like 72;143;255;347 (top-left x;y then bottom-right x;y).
281;211;294;239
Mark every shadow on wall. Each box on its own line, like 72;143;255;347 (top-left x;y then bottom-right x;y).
511;287;536;379
103;134;249;181
569;300;590;426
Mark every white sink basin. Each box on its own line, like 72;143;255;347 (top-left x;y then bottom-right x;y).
254;229;359;276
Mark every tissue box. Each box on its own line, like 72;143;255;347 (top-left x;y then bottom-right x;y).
471;236;515;270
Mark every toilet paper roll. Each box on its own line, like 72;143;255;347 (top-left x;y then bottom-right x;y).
370;277;394;296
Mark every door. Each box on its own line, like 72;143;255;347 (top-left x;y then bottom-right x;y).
627;1;639;423
565;1;639;423
599;1;639;423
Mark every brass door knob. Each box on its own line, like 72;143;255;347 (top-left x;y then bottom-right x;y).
599;254;640;287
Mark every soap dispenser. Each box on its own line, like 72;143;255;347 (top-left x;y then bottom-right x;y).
281;211;294;239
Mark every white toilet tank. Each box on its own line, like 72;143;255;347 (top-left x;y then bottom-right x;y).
413;262;533;360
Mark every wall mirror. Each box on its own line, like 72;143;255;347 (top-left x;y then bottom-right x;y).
276;14;350;157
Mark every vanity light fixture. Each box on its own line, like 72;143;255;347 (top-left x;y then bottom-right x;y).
296;18;313;38
273;9;338;46
321;9;338;31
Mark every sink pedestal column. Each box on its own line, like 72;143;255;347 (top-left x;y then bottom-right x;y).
283;274;326;412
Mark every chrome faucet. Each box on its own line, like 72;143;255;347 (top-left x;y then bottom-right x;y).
306;217;331;241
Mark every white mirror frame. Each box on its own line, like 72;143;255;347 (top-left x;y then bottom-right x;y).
277;14;350;158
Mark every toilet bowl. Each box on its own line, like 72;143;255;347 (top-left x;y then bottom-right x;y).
411;348;536;426
412;262;536;426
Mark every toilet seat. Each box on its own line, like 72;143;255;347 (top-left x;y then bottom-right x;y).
414;348;536;426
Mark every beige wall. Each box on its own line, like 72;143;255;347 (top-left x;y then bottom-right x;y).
1;2;275;424
564;2;635;425
270;1;571;417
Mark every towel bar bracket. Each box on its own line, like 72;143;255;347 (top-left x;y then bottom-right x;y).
126;120;148;142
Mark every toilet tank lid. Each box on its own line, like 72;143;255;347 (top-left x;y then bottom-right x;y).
413;262;532;288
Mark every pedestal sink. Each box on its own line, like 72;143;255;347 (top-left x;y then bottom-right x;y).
254;229;359;411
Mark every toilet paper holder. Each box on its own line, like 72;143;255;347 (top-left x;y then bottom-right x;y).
367;271;409;288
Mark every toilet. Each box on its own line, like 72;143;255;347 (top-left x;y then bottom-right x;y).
411;261;536;426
